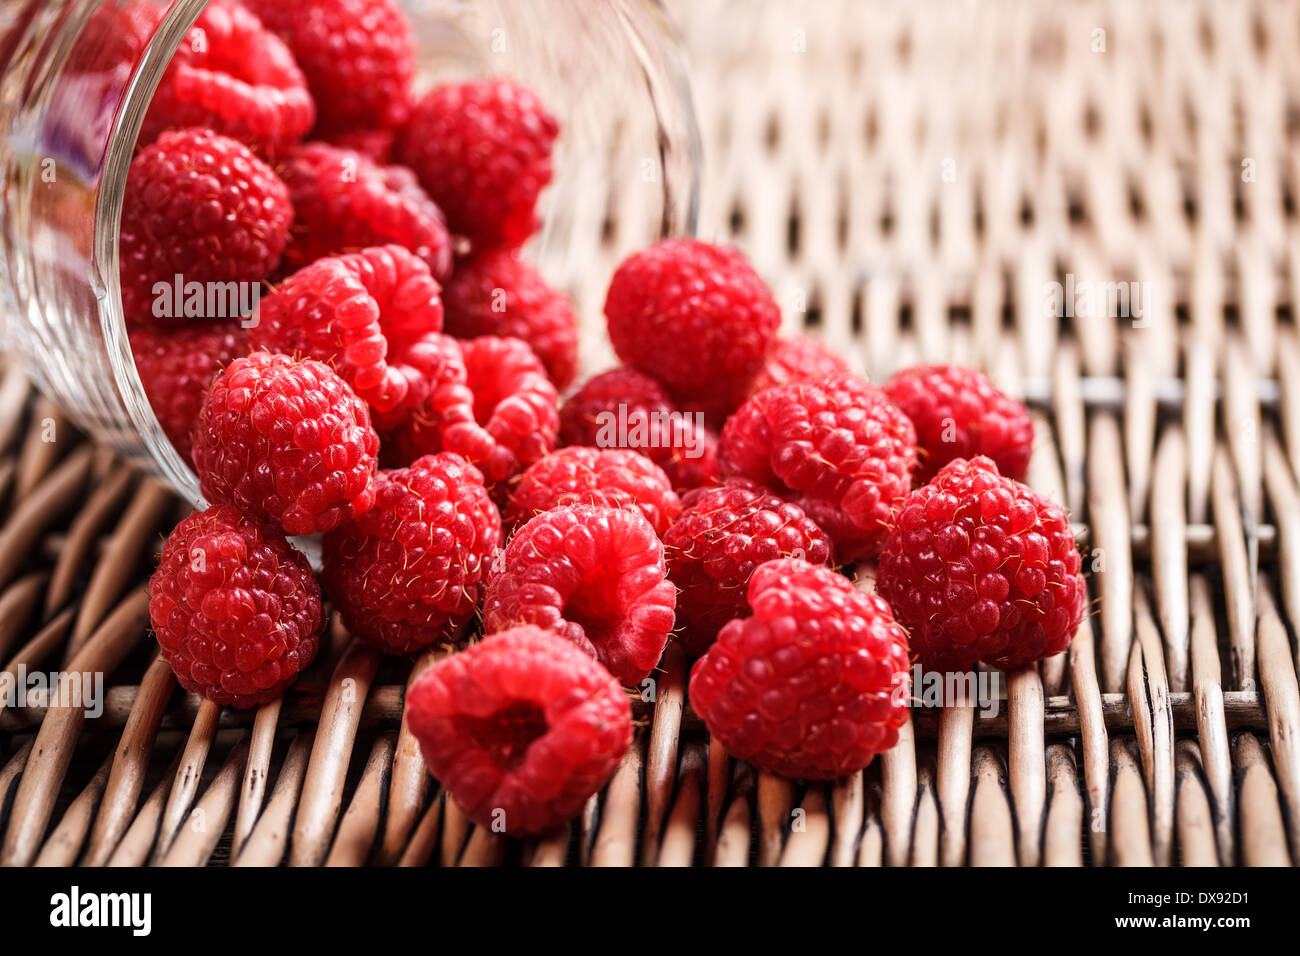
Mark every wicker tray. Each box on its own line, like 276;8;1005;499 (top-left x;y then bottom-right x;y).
2;0;1299;867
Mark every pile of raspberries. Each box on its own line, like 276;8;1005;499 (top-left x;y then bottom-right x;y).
131;0;1085;837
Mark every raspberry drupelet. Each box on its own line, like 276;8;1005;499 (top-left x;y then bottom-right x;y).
482;504;676;686
406;625;632;835
875;456;1086;672
149;505;323;708
689;558;911;780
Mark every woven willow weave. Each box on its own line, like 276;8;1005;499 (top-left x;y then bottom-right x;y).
1;0;1298;866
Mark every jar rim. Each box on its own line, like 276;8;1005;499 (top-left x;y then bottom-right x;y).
96;0;210;506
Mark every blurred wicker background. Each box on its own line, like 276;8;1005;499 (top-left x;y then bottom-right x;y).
2;0;1300;866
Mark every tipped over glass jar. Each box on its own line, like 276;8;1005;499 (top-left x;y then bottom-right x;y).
0;0;699;503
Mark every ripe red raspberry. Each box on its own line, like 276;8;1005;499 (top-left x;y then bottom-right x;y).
193;352;379;536
279;143;452;279
322;453;501;655
605;239;780;419
406;625;631;835
140;1;314;158
884;364;1034;482
665;479;833;656
241;0;415;138
395;78;559;249
442;249;578;389
720;374;917;561
483;504;675;686
120;127;291;327
325;127;396;165
386;336;559;488
558;367;720;493
249;245;444;415
876;456;1086;672
750;336;850;395
149;505;323;708
76;0;163;77
505;446;680;537
130;321;248;463
689;558;911;779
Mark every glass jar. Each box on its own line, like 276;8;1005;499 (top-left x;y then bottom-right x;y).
0;0;700;504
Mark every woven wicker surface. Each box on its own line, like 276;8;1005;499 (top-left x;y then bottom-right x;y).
2;0;1300;866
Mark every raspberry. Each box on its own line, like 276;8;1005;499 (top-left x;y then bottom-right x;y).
884;364;1034;482
140;1;314;158
322;453;501;655
665;479;833;656
395;78;559;249
386;336;559;488
325;127;395;164
249;245;444;415
604;239;780;419
241;0;415;138
876;456;1086;672
193;352;379;536
558;367;720;493
130;321;248;463
149;505;323;708
442;249;578;389
119;128;291;327
406;625;631;835
505;446;680;537
76;1;163;76
279;143;452;279
688;558;910;779
482;504;675;686
750;336;850;395
720;374;917;561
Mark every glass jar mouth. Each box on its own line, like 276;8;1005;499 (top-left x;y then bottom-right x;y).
97;0;210;506
94;0;702;510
